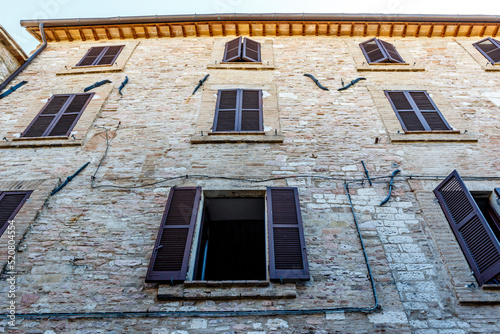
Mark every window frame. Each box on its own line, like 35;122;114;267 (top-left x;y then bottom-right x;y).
222;37;261;63
359;37;405;64
20;93;94;138
75;45;125;67
473;37;500;65
212;89;264;133
385;90;453;132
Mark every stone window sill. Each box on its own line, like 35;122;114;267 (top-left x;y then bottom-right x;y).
191;134;284;144
357;63;425;72
389;131;478;143
56;66;123;76
207;63;274;70
157;282;296;301
454;286;500;304
0;136;82;148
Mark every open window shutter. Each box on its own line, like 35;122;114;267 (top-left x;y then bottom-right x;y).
267;187;309;281
96;45;124;65
240;90;262;131
0;192;31;237
473;38;500;64
214;90;238;131
223;37;242;62
385;91;425;131
48;93;93;136
145;187;201;283
409;92;450;130
379;40;405;63
434;170;500;285
359;38;387;63
242;38;261;62
76;46;106;67
22;95;71;137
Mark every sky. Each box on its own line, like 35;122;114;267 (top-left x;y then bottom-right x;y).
2;0;500;53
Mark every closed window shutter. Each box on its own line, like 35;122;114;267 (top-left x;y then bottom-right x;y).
214;90;238;131
473;37;500;64
242;38;261;62
76;46;106;66
145;187;201;283
434;170;500;285
22;93;93;138
223;37;242;62
240;90;262;131
96;45;124;65
385;91;451;131
359;38;405;64
267;187;309;281
0;192;31;237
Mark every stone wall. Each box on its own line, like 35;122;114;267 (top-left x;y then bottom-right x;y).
0;35;499;333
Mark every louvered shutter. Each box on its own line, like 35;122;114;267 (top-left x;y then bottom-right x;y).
434;170;500;285
223;37;242;62
22;93;93;138
473;37;500;64
76;46;106;67
240;90;263;131
242;38;261;62
145;187;201;283
386;91;451;131
267;187;309;281
48;94;93;136
360;38;387;63
214;90;238;131
379;39;405;63
96;45;124;65
0;192;31;237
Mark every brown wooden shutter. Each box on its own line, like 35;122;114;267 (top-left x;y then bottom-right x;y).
145;187;201;283
385;91;451;131
214;90;238;131
434;170;500;285
240;90;263;131
96;45;124;65
76;46;106;67
242;38;261;62
360;38;405;64
0;191;31;237
473;37;500;64
379;39;405;63
223;37;242;62
22;93;93;138
267;187;309;281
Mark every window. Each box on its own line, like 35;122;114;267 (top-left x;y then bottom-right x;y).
359;38;405;64
213;89;263;132
145;187;310;283
76;45;124;67
473;37;500;65
0;191;31;237
434;170;500;285
222;37;261;63
21;93;94;138
385;91;452;132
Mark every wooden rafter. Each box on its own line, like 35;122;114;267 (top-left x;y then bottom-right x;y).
51;28;60;42
479;24;487;37
155;24;162;38
402;24;407;37
131;25;137;39
78;28;86;41
64;28;73;42
493;24;499;37
118;26;125;39
104;27;112;40
90;27;99;40
466;24;473;37
428;24;434;38
143;25;150;38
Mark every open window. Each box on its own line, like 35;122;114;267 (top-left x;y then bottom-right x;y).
222;37;261;63
359;38;405;64
76;45;124;67
385;90;452;132
434;170;500;285
145;187;309;284
21;93;94;138
473;37;500;65
0;191;31;237
213;89;263;132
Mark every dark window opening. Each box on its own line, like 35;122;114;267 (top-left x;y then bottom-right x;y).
194;197;266;281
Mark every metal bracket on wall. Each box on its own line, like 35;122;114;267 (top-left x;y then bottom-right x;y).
84;80;112;92
338;77;366;91
303;74;329;91
118;76;129;96
0;81;28;99
51;162;90;196
192;74;210;95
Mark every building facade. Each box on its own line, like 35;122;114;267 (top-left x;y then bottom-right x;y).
0;25;26;84
1;13;500;333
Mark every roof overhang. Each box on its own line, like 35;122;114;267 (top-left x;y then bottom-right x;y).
0;25;27;62
20;13;500;42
